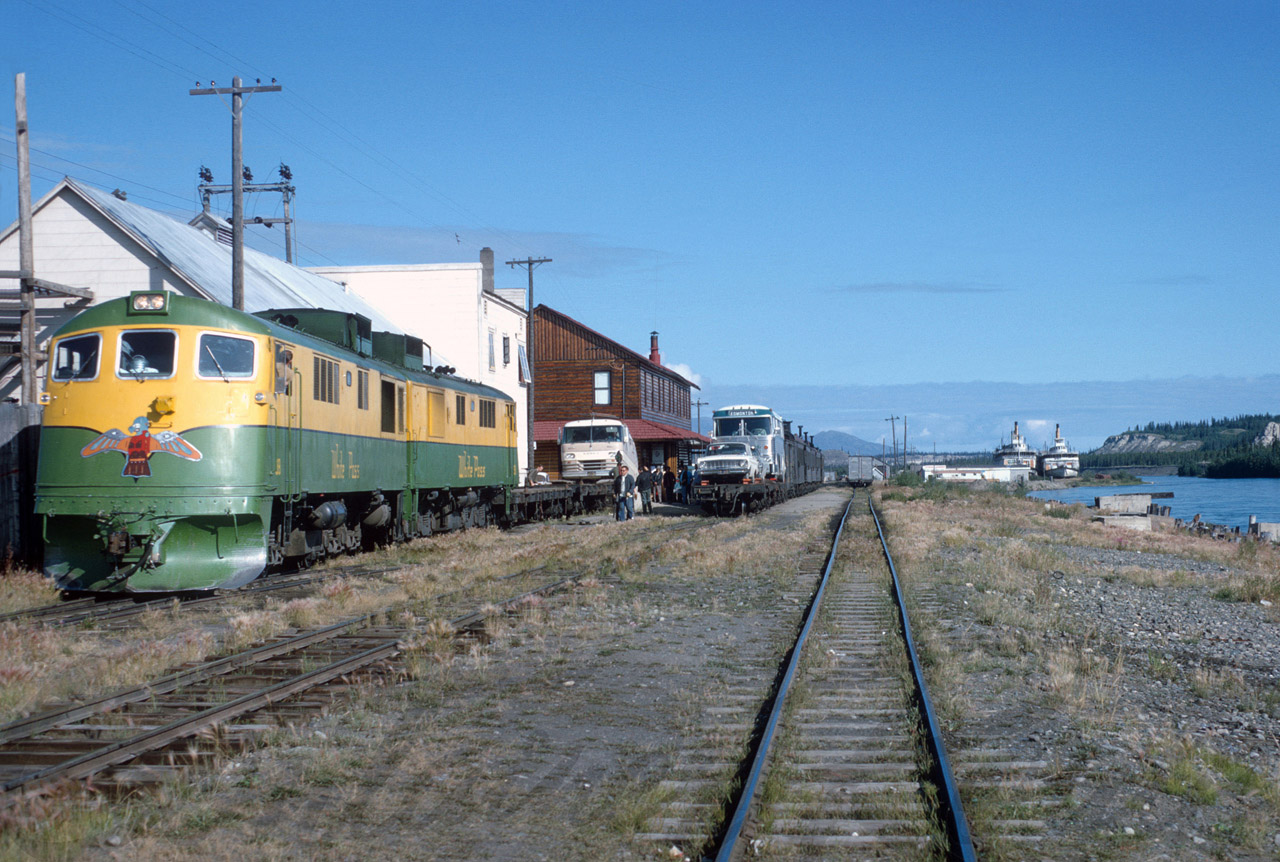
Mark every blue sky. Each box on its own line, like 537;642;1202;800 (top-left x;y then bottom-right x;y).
3;1;1277;450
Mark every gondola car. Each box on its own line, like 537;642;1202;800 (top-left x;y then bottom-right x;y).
36;291;518;592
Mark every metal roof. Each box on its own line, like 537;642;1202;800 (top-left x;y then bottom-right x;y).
59;179;404;335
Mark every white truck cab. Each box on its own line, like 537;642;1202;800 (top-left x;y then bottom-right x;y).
695;440;765;484
559;418;639;482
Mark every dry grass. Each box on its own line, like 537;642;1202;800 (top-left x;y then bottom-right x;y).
0;565;61;614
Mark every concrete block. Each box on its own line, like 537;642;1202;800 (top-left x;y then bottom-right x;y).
1093;514;1152;531
1095;494;1152;514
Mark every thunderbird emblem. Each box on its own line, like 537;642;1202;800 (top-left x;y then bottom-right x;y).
81;416;203;478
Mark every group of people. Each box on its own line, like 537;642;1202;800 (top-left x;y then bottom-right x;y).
612;463;695;521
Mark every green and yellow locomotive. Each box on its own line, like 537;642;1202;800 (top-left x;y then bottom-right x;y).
36;291;519;592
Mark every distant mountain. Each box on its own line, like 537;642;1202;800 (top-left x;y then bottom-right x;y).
813;430;881;456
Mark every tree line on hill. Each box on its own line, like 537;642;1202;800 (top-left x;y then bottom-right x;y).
1083;413;1280;478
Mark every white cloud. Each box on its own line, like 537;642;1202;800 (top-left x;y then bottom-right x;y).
666;362;702;388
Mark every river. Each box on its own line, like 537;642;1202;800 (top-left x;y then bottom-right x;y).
1026;475;1280;530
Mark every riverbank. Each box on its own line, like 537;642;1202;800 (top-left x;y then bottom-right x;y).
1029;474;1280;531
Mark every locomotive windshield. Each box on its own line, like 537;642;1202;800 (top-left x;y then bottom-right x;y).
713;416;773;436
117;330;176;379
198;333;256;379
51;333;100;381
562;424;623;444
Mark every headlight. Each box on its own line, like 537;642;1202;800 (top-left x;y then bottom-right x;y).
565;453;576;460
129;291;169;313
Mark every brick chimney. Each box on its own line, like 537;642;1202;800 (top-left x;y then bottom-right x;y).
480;247;494;294
649;331;661;364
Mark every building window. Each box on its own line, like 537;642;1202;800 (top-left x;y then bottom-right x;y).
456;393;466;425
479;399;496;428
488;330;496;371
594;370;611;405
313;355;340;404
503;335;510;365
518;344;531;384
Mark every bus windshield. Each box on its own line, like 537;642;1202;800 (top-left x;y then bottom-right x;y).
562;424;622;444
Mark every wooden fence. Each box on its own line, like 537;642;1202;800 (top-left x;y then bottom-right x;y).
0;403;41;566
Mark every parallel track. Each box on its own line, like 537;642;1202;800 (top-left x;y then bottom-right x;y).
0;570;586;802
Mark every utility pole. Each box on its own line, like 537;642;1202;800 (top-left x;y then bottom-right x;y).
6;74;93;404
506;256;551;484
15;74;34;405
903;415;907;470
189;76;281;310
693;399;709;436
884;416;899;474
198;163;296;262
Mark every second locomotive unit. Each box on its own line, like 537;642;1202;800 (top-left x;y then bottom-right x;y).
37;291;521;592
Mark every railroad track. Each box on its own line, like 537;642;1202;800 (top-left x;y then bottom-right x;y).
0;568;587;803
638;494;977;860
0;562;412;630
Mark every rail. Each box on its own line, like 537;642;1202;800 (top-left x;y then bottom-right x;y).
870;496;976;862
710;496;854;860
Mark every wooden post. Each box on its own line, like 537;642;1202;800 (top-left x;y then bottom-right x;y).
15;73;36;404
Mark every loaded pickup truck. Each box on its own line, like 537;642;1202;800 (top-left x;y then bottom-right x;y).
694;441;765;484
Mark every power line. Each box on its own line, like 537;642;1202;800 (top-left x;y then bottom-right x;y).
14;2;558;277
0;131;193;207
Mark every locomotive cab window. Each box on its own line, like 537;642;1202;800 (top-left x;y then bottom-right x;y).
197;332;256;379
117;330;176;379
51;332;101;382
274;344;294;395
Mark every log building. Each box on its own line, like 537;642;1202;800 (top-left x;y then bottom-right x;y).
530;305;708;478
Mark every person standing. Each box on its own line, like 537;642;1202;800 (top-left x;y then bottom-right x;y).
662;463;677;505
613;464;636;521
635;463;655;514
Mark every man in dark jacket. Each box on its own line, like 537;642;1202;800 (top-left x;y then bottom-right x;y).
635;464;655;514
612;464;636;521
662;464;677;504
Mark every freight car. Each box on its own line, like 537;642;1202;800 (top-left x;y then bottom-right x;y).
690;404;823;515
35;291;603;593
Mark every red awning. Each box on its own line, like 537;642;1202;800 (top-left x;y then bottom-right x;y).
533;418;709;445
